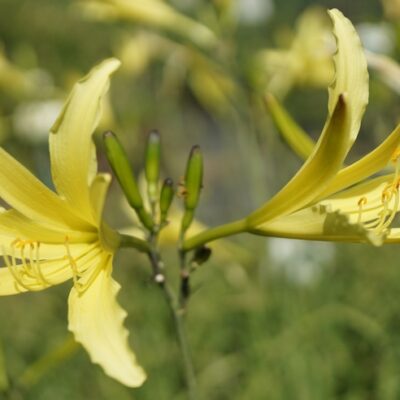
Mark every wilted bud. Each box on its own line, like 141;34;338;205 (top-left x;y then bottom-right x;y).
145;129;161;204
160;178;175;224
191;246;212;266
103;131;153;231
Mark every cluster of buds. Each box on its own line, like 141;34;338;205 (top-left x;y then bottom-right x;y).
103;129;205;243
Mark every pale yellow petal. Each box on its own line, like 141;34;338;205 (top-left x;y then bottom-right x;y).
317;124;400;199
0;209;96;244
327;9;369;151
0;149;89;230
251;206;383;246
90;173;112;225
0;246;102;295
247;94;349;226
264;93;315;160
50;58;120;224
385;228;400;242
68;256;146;387
247;10;368;226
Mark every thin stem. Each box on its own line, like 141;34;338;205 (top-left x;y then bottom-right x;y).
182;218;248;251
123;230;198;399
160;281;198;400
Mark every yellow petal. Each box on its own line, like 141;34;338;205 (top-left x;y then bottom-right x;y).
247;10;368;226
266;10;369;161
0;209;96;245
251;206;383;246
385;228;400;242
247;94;349;226
264;93;315;160
90;173;112;225
68;256;146;387
327;9;369;152
50;58;120;224
317;124;400;199
0;149;89;230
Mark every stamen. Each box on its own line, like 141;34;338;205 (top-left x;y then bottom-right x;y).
64;236;104;295
64;236;80;290
2;245;41;292
31;242;51;286
1;239;53;292
357;197;367;224
380;180;400;231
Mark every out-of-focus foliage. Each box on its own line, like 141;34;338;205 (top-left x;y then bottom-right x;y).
2;0;400;399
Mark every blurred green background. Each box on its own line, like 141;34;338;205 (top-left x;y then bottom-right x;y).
1;0;400;399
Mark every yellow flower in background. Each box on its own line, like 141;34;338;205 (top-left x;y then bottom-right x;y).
0;58;146;387
252;7;335;98
0;47;38;99
246;9;400;245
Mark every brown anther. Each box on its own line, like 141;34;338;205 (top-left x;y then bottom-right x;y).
382;190;391;203
177;177;188;198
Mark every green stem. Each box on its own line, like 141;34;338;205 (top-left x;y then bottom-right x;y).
182;218;248;251
123;232;198;398
146;246;198;399
160;281;198;400
119;234;151;253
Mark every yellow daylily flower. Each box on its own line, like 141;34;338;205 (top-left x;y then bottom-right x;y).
246;9;400;246
0;58;146;387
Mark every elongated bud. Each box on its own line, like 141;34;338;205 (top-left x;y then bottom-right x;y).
184;145;203;210
145;130;161;204
160;178;175;224
181;145;203;233
103;131;153;231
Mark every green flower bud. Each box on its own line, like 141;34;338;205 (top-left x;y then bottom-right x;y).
184;145;203;210
160;178;175;224
181;145;203;233
103;131;153;231
145;129;161;204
